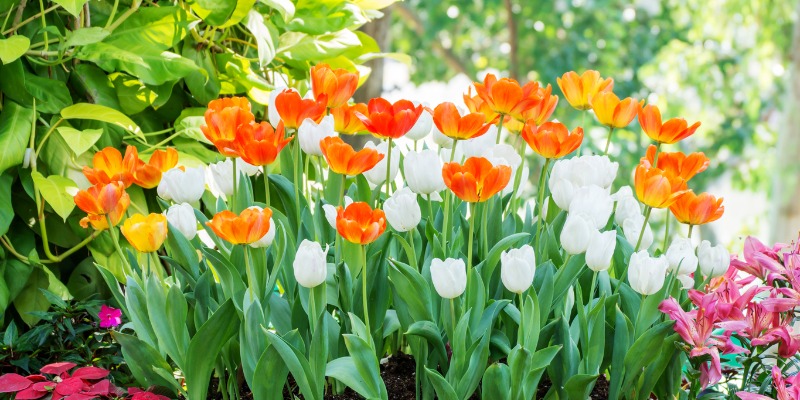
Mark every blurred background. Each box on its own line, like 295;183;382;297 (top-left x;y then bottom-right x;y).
355;0;798;252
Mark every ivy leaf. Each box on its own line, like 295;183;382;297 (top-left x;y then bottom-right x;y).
56;127;104;156
31;171;78;222
0;35;30;64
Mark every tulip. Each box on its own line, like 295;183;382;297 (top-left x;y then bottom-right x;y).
207;158;259;197
669;192;724;226
676;274;695;290
549;178;576;211
362;141;401;187
432;102;492;141
293;240;329;288
356;97;423;139
515;84;559;127
405;106;433;141
331;103;368;135
638;103;701;144
235;121;293;166
200;96;253;157
310;63;358;108
463;87;500;123
275;89;327;130
323;196;353;228
500;245;536;293
561;213;596;255
120;213;169;253
207;207;273;245
83;146;138;188
557;70;614;111
157;167;206;204
460;125;499;158
623;214;654;250
482;143;528;196
79;197;130;230
586;230;616;272
634;161;690;209
549;155;619;192
442;157;512;203
614;190;642;226
74;182;130;230
98;305;122;328
164;203;198;240
384;187;421;232
268;87;285;128
133;147;179;189
591;91;641;129
520;121;583;159
665;238;698;275
473;73;544;121
431;124;455;148
642;144;709;181
628;250;668;295
249;218;276;248
568;185;613;230
320;137;384;176
404;150;446;196
430;258;467;298
698;240;729;278
336;202;387;245
298;115;336;156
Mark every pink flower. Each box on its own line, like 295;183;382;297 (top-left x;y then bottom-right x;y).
737;366;800;400
129;387;172;400
98;305;122;328
731;236;786;283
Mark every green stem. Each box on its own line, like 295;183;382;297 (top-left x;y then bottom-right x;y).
426;194;434;222
687;224;694;238
603;126;615;155
2;4;58;35
589;271;598;300
505;137;528;216
231;157;238;211
107;0;142;31
309;285;317;332
495;114;505;145
449;298;457;340
294;139;302;224
361;245;372;348
34;118;63;156
634;207;652;252
105;0;119;29
467;203;475;271
406;230;418;269
518;293;524;345
263;171;270;208
480;201;489;258
534;158;552;251
244;245;256;301
384;138;393;200
106;215;132;277
651;142;662;166
663;213;671;251
37;0;47;51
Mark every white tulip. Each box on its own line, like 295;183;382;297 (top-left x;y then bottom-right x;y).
363;141;400;186
164;203;198;240
384;187;421;232
549;155;619;192
158;167;206;204
697;241;730;278
614;195;642;226
482;144;521;170
207;158;258;197
293;240;329;288
431;125;454;148
247;206;276;248
298;115;336;156
561;213;596;255
569;185;613;229
628;251;668;295
586;230;616;272
405;107;433;141
550;178;577;211
460;125;499;158
676;274;695;290
268;87;289;128
623;214;653;250
666;238;698;275
500;245;536;293
323;196;353;228
611;186;634;201
404;149;446;195
430;258;467;298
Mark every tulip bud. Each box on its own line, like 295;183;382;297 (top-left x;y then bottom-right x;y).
569;185;613;229
665;238;698;275
206;158;260;198
676;274;694;290
293;240;329;288
431;124;453;148
405;107;433;141
628;250;668;295
697;240;730;278
623;214;653;250
461;125;498;158
561;213;596;255
550;178;576;211
482;143;527;196
500;245;536;294
586;230;616;272
298;115;336;156
165;203;198;240
323;196;353;228
384;187;421;232
404;149;446;195
246;206;276;248
363;141;400;186
430;258;467;298
268;87;288;128
614;194;641;226
158;167;206;204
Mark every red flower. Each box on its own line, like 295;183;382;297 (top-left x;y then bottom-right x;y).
356;98;423;139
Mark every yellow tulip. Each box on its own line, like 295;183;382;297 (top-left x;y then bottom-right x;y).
120;213;168;253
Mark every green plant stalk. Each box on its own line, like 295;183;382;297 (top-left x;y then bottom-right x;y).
2;4;58;35
34;118;63;156
361;244;373;348
518;293;524;345
480;201;489;258
662;214;671;251
244;245;258;301
467;203;475;271
106;215;132;277
231;157;238;212
449;298;456;341
384;138;393;201
495;114;505;145
634;206;653;252
293;139;302;224
440;138;458;255
533;158;552;250
309;285;317;332
588;270;598;300
107;0;142;31
426;194;434;222
687;224;694;238
263;170;270;208
505;140;527;217
37;0;48;51
304;152;311;200
406;229;417;268
603;126;615;155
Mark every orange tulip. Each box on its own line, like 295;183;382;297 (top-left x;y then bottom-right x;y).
275;89;327;130
463;87;501;124
311;63;359;109
133;148;179;189
74;182;131;230
642;144;709;181
520;121;583;159
335;202;386;245
82;146;138;188
442;157;512;203
355;98;423;139
201;97;254;157
206;207;273;245
669;192;724;226
591;91;641;129
79;198;129;230
319;137;384;176
120;213;168;253
235;121;293;166
473;74;543;121
634;161;691;209
432;102;492;140
557;70;614;110
331;103;368;134
638;103;701;144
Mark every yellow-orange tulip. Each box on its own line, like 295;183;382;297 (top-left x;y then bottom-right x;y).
275;89;327;130
642;144;709;181
463;87;501;124
442;157;512;203
320;137;384;176
557;70;613;110
83;146;138;188
235;121;293;166
432;102;492;140
591;91;641;129
669;192;724;226
638;103;701;144
206;207;273;245
201;97;254;157
120;213;168;253
520;121;583;159
336;202;387;245
311;63;359;109
634;161;691;209
74;182;130;230
133;148;179;189
473;74;543;121
331;103;368;134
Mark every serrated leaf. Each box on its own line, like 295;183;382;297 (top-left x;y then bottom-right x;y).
0;35;30;64
56;127;103;156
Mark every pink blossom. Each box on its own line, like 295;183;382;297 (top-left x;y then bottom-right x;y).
98;305;122;328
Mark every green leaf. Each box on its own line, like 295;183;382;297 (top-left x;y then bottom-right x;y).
252;344;289;400
23;73;73;114
104;6;195;53
424;368;458;400
482;363;511;400
56;127;103;156
342;333;387;400
65;27;111;47
259;0;295;20
219;0;257;27
185;299;240;400
244;10;277;67
264;329;321;400
31;171;78;221
326;357;380;399
0;173;12;236
278;29;361;61
0;36;30;64
564;374;598;399
52;0;89;17
77;43;200;86
12;268;50;326
110;73;158;115
112;331;180;392
0;101;34;175
405;321;448;365
192;0;237;26
622;321;675;391
61;102;142;138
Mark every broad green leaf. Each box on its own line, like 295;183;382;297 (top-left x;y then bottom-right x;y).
244;10;277;67
424;368;458;400
22;73;72;115
65;27;111;47
481;363;511;400
564;374;598;399
52;0;89;16
31;171;78;221
112;332;180;392
56;127;103;156
219;0;257;27
405;321;448;368
350;0;398;10
285;3;364;36
0;173;12;236
185;299;240;400
278;29;361;61
264;329;321;400
252;344;289;400
192;0;236;26
0;101;34;175
104;6;195;53
0;35;30;64
61;102;142;138
78;43;201;86
259;0;295;20
326;357;379;399
110;73;158;114
12;268;49;326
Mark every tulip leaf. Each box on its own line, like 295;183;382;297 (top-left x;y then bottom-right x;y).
424;368;458;400
185;299;240;400
552;253;585;305
61;103;143;139
0;35;30;64
326;357;375;398
481;363;511;400
31;171;78;222
252;343;289;400
112;332;180;393
56;126;103;156
475;232;529;287
621;320;675;391
564;374;598;400
264;328;321;400
405;320;448;364
387;259;433;322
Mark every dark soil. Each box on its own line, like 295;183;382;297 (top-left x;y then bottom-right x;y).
535;374;611;400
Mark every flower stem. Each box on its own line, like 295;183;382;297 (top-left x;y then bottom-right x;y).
495;114;505;145
406;230;418;269
589;271;598;300
634;206;652;252
449;298;457;339
518;293;525;345
688;224;694;238
385;138;393;200
534;158;552;251
603;126;615;155
663;214;670;251
231;158;238;211
263;171;270;208
244;245;258;301
106;215;132;277
480;201;489;258
361;245;372;348
467;203;476;271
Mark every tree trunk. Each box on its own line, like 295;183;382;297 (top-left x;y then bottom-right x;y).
770;0;800;243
